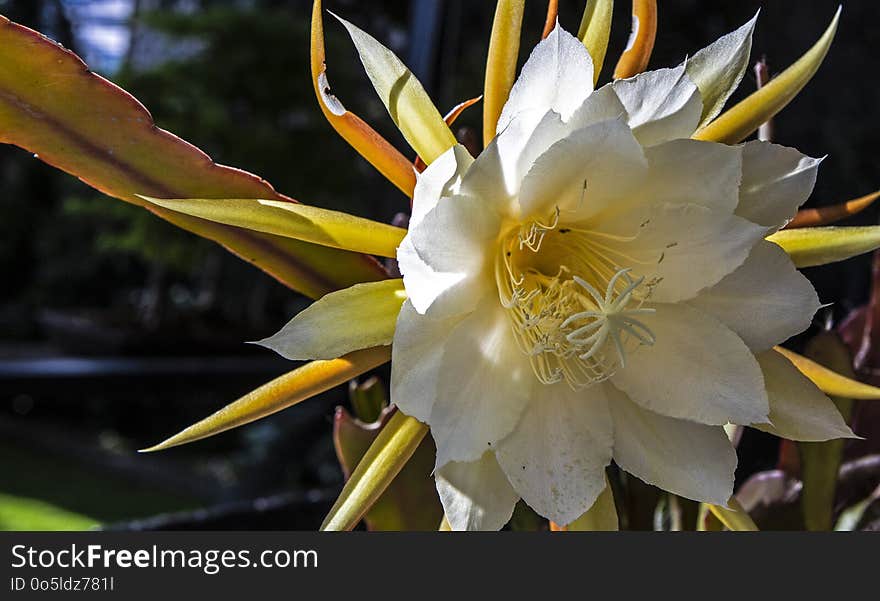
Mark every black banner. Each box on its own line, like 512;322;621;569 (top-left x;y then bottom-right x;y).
1;531;875;598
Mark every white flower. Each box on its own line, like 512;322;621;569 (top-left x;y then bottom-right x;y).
390;23;853;530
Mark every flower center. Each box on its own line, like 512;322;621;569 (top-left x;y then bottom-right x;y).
495;209;658;388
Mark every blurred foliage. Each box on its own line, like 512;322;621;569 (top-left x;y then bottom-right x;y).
0;493;97;531
0;441;197;525
63;197;202;273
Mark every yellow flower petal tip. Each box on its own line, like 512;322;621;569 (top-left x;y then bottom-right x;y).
708;498;759;531
483;0;526;146
321;411;429;531
414;96;482;172
139;347;392;453
787;189;880;229
767;225;880;268
613;0;657;80
776;346;880;401
138;195;406;258
578;0;614;85
695;6;841;144
331;11;455;166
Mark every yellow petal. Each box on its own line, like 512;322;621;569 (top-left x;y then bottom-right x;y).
258;279;406;361
566;479;619;531
766;226;880;268
578;0;614;85
786;189;880;229
334;14;455;166
542;0;559;40
694;8;840;144
310;0;416;197
698;503;725;531
483;0;526;146
612;0;657;79
140;346;392;452
775;346;880;400
141;196;406;258
708;498;759;531
321;411;429;531
414;96;482;172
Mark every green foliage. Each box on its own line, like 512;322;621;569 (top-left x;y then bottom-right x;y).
0;494;97;531
62;197;205;272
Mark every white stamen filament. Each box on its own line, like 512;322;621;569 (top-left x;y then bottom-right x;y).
496;211;659;389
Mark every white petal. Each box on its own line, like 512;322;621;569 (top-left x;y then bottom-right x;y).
517;117;647;221
465;87;628;210
460;109;548;211
686;13;758;127
399;194;499;318
390;300;463;423
754;350;856;442
612;64;703;146
435;452;520;531
736;140;822;229
566;84;628;130
409;194;500;274
257;279;405;360
497;24;594;133
464;108;577;212
608;387;736;505
396;236;468;317
607;202;767;303
411;144;473;228
566;84;626;131
495;382;613;526
611;302;769;425
430;296;532;468
689;241;820;351
639;139;743;214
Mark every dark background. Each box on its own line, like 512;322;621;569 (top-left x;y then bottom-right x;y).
0;0;877;530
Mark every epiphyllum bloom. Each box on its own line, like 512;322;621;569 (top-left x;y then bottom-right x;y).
390;23;853;530
134;7;867;531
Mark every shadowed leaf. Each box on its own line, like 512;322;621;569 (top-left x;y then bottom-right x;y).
800;332;856;530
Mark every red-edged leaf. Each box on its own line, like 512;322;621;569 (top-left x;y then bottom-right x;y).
0;15;386;299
